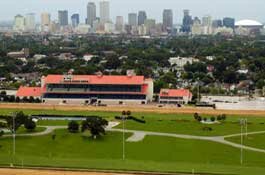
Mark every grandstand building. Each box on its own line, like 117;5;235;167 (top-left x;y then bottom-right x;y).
159;89;192;104
17;74;153;105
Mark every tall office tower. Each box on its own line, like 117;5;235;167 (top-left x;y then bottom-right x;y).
100;1;110;23
41;12;51;26
202;15;212;35
212;19;223;28
115;16;124;32
223;17;235;29
58;10;69;26
87;2;96;26
25;13;35;31
13;14;25;31
191;17;202;35
144;19;156;35
138;11;147;25
202;15;212;26
128;13;137;26
163;9;173;31
182;9;193;33
71;14;80;28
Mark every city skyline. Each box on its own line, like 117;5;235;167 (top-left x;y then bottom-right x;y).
1;0;265;24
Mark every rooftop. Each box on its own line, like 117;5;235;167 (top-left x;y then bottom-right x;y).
43;75;146;85
235;19;263;27
16;86;42;97
160;89;192;97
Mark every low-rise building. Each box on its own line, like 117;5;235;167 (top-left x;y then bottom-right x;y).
16;86;42;99
159;89;192;104
169;57;199;70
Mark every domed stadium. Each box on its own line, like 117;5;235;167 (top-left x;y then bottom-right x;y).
235;19;263;27
235;19;264;35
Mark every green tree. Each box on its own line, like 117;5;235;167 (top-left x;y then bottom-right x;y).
81;117;108;139
68;121;79;133
24;118;36;131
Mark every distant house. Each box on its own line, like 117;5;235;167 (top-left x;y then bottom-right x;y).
168;57;199;70
83;54;95;62
159;89;193;104
16;86;42;99
7;48;30;58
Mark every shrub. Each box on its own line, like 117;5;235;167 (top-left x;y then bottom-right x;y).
203;117;207;122
210;117;216;122
197;116;202;122
24;119;36;131
194;113;199;120
68;121;79;133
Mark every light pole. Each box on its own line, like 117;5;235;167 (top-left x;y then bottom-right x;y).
122;115;125;161
11;112;16;166
240;118;247;165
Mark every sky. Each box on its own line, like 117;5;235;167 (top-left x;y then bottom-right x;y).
0;0;264;24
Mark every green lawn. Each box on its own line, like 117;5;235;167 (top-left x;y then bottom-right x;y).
3;127;46;135
0;129;265;175
115;118;265;136
1;108;265;136
226;133;265;150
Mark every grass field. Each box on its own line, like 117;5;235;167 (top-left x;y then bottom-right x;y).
0;108;265;174
226;133;265;150
0;129;265;175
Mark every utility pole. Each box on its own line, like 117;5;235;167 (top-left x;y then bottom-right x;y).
197;78;200;103
122;115;125;160
240;119;243;165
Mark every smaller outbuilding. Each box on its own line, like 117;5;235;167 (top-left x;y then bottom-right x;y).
159;89;192;104
16;86;42;99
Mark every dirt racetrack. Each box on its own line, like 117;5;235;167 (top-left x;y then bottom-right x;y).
0;168;135;175
1;103;265;116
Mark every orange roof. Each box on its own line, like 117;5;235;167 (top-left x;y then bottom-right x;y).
159;89;192;97
44;75;145;85
16;86;42;97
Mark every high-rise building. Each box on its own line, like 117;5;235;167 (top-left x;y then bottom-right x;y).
212;19;222;28
58;10;68;26
138;11;147;25
202;15;212;35
182;9;193;33
144;19;156;35
192;17;202;35
13;14;25;31
128;13;137;26
223;17;235;29
87;2;96;26
25;13;35;31
116;16;124;32
202;15;212;26
41;12;51;26
100;1;110;23
71;14;80;28
163;9;173;31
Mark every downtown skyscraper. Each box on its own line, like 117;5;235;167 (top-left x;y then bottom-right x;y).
58;10;68;26
87;2;96;26
163;9;173;31
138;11;147;25
100;1;110;23
128;13;137;26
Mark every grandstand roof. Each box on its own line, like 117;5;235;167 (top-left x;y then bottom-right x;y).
44;75;146;85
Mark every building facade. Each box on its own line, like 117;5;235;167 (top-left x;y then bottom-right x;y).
128;13;137;27
71;14;80;28
162;9;173;32
138;11;147;26
100;1;110;23
159;89;192;104
87;2;97;26
17;74;154;105
58;10;69;26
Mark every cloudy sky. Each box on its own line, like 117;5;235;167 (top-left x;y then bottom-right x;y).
0;0;264;23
